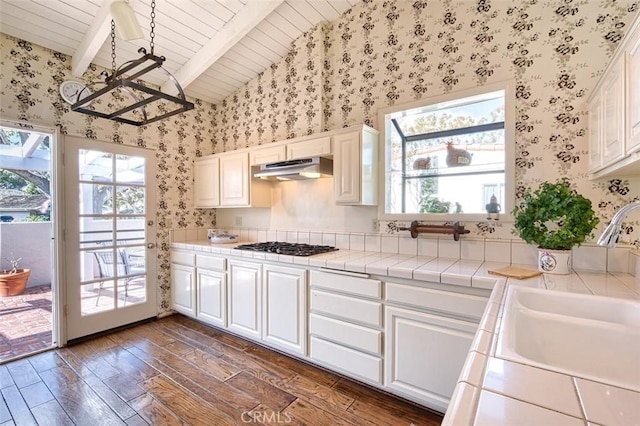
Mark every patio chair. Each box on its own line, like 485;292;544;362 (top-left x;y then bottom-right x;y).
93;248;143;306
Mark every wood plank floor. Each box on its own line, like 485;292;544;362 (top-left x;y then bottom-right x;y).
0;315;443;425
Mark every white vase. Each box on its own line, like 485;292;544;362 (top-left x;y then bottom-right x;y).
537;249;571;274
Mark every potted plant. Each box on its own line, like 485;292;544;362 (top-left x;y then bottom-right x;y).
0;254;30;297
511;178;599;274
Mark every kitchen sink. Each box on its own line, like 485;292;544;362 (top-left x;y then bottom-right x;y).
496;286;640;391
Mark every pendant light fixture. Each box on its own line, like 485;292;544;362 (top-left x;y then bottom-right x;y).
110;1;143;41
70;0;194;126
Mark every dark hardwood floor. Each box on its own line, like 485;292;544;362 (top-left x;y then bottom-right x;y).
0;315;443;425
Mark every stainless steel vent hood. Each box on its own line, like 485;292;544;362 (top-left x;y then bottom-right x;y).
253;157;333;181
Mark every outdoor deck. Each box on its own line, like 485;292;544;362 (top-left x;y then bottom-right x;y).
0;285;53;363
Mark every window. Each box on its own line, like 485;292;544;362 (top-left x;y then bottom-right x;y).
379;81;515;220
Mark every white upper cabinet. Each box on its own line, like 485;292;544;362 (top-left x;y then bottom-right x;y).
193;157;220;208
627;21;640;154
601;57;626;166
194;151;271;208
589;13;640;179
250;145;286;166
333;127;378;206
287;136;331;160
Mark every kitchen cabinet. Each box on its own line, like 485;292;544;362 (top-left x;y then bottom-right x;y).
333;127;378;206
601;57;625;166
262;264;307;355
309;270;383;384
195;254;227;328
227;259;262;340
171;252;196;316
193;157;219;208
250;145;286;166
286;136;331;160
589;13;640;178
384;282;486;412
627;22;640;153
194;151;271;208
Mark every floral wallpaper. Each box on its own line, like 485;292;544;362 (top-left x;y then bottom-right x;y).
211;0;640;247
0;34;216;314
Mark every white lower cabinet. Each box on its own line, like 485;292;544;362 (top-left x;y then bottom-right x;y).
171;251;196;317
171;263;196;316
262;264;307;355
385;306;478;413
227;259;262;340
309;270;383;385
196;269;226;327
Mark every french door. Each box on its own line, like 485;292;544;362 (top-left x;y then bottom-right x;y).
64;136;157;340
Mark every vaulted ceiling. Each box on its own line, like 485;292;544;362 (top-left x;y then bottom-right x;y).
0;0;359;105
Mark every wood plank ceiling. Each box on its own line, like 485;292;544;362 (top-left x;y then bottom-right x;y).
0;0;359;105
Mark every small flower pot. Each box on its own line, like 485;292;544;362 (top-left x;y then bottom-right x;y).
537;250;571;275
0;269;31;297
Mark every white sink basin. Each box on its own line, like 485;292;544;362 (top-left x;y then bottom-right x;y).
496;286;640;391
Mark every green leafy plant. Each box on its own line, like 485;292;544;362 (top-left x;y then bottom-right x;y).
511;179;599;250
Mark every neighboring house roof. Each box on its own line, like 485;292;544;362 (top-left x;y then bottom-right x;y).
0;189;49;210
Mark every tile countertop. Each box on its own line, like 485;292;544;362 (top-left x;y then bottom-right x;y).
172;241;640;425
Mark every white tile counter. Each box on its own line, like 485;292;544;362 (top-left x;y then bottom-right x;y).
171;240;640;425
443;272;640;426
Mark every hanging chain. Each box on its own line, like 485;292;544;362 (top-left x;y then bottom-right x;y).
149;0;156;55
110;19;117;76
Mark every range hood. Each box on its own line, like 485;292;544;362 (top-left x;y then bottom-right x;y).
253;157;333;181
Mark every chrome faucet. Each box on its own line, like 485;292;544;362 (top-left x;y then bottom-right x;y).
597;201;640;248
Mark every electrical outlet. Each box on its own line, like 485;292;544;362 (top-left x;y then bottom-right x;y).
235;216;242;226
371;219;379;232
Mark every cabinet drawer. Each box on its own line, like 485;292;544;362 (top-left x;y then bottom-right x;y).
287;137;331;160
196;254;226;271
310;270;381;299
171;251;195;266
310;313;381;356
386;282;487;321
310;336;382;384
310;289;382;327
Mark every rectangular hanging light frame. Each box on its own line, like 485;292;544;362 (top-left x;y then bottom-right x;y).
71;53;194;126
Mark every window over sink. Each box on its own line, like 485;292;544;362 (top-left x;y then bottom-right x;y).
378;81;516;221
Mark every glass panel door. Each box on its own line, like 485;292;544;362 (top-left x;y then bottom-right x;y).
64;137;156;340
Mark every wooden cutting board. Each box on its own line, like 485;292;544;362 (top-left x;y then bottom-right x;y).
488;266;542;280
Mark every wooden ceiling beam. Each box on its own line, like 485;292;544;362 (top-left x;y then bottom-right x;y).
71;0;115;77
161;0;284;95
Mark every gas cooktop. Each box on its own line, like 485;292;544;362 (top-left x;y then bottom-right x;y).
234;241;339;257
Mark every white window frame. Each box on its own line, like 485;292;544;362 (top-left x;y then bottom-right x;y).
377;80;516;222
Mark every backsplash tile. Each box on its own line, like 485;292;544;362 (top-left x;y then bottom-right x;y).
418;236;439;257
461;239;485;261
484;240;511;263
398;236;418;255
572;245;607;272
381;234;399;254
439;239;461;259
349;234;365;251
365;234;381;252
511;242;538;265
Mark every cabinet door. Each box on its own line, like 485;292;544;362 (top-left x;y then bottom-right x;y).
287;137;331;160
220;152;249;206
333;131;362;204
262;264;307;355
227;260;262;339
250;145;286;166
627;24;640;153
602;57;626;166
588;96;603;172
171;263;196;317
194;157;219;207
385;306;477;413
197;269;226;327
